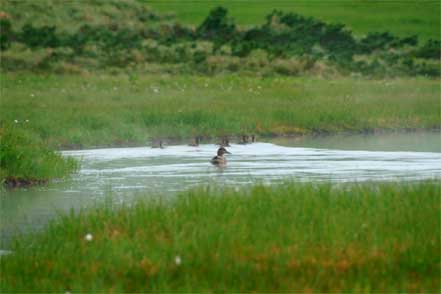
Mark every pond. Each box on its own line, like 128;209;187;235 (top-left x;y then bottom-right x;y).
1;131;440;248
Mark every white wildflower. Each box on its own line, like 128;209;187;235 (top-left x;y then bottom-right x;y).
14;119;18;123
85;233;93;241
175;255;182;266
30;93;35;97
25;119;29;123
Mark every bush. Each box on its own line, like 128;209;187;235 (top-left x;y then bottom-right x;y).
196;7;236;52
0;19;14;50
358;32;418;54
19;23;60;48
415;39;441;59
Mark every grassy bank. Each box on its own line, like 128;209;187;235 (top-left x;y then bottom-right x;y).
1;181;439;292
1;73;439;148
147;0;440;41
0;125;78;187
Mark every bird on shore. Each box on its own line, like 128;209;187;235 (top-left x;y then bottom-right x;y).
238;135;250;144
189;136;201;147
238;134;256;144
210;147;231;165
152;139;165;149
219;137;231;147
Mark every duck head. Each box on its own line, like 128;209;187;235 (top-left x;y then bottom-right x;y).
217;147;231;156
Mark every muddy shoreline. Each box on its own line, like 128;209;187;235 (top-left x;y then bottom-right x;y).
58;127;440;151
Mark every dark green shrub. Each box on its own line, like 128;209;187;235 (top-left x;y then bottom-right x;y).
196;7;236;52
416;62;440;77
0;19;14;50
415;39;440;59
319;23;356;61
19;23;60;48
193;50;207;64
358;32;418;54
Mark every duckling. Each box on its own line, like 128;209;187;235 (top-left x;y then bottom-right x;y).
152;139;165;149
189;136;201;147
210;147;231;165
238;135;249;145
219;137;231;147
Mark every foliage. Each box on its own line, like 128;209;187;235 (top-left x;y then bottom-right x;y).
358;32;418;54
415;39;441;59
19;23;60;48
0;19;13;50
196;6;235;52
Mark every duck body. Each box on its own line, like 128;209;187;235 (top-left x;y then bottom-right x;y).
211;155;227;165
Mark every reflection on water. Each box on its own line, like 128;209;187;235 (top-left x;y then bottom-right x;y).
1;131;440;247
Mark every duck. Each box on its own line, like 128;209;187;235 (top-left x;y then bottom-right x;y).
189;136;201;147
238;134;256;144
238;135;250;144
210;147;231;165
219;137;231;147
152;139;165;149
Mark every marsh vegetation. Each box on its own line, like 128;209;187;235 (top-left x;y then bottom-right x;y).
1;74;439;149
1;181;439;292
0;1;440;291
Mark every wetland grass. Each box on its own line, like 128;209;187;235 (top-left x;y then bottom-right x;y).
0;125;78;186
1;181;439;292
1;73;439;148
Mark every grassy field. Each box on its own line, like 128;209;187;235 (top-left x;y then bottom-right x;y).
1;73;439;148
146;0;440;41
1;181;439;292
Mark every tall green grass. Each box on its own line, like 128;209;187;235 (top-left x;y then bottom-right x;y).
0;125;78;185
1;73;439;148
1;181;439;292
147;0;440;41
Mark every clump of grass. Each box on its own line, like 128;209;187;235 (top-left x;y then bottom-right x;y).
1;181;439;292
0;124;79;186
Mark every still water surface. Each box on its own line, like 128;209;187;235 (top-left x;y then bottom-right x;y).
1;131;440;247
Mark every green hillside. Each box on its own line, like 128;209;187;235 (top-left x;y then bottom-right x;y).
146;0;440;41
0;0;168;32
